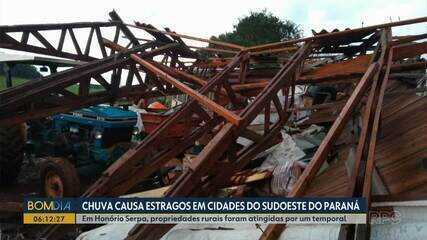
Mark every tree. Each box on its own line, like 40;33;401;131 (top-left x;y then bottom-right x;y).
212;9;302;48
0;63;41;79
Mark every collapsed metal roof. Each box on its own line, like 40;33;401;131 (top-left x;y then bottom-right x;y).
0;10;426;240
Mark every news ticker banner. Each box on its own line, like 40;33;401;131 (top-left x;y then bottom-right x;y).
23;197;366;225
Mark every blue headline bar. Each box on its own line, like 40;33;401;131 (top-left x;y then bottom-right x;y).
24;197;366;214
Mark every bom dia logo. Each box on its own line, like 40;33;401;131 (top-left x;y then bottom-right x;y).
26;199;72;212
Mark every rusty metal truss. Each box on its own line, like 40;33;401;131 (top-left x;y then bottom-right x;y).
0;10;426;240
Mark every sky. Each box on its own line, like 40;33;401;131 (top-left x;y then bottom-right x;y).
0;0;426;42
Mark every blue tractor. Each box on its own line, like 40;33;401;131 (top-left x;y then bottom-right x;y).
26;105;140;197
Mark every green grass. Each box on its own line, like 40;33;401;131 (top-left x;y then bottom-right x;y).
0;75;30;90
65;84;105;94
1;75;105;94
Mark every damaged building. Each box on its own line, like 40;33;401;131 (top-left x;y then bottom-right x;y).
0;10;426;240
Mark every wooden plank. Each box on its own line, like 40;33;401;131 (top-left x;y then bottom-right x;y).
132;55;242;125
259;63;379;240
78;78;90;96
264;101;271;134
272;95;285;121
130;22;244;51
126;45;309;240
347;29;388;196
291;63;379;197
239;59;248;83
152;62;246;101
392;41;427;60
240;128;263;143
109;118;219;195
31;31;55;50
101;41;239;119
247;16;427;52
240;43;312;127
68;28;82;55
110;26;120;55
222;79;241;107
20;31;29;44
391;33;427;45
92;74;111;90
82;51;246;198
362;48;393;205
57;28;66;51
84;27;95;55
95;27;107;57
109;10;139;46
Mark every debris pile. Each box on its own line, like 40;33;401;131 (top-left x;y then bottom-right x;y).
0;10;426;240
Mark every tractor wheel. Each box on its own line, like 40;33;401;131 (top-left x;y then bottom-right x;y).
40;157;80;197
0;124;26;185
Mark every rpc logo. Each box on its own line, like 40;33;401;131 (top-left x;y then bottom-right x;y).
27;200;71;211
